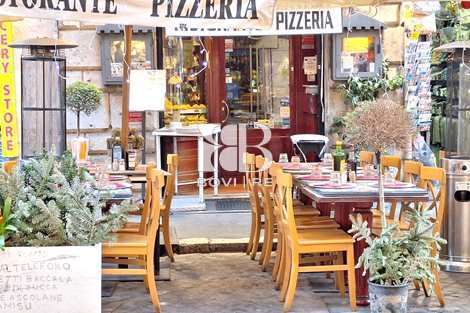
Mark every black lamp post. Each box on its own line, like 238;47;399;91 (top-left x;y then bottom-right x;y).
9;37;77;158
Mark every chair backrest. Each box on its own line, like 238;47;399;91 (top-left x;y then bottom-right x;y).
163;154;178;212
243;152;256;191
359;151;374;167
268;162;283;194
403;160;422;184
418;166;446;234
255;155;267;183
3;160;18;174
138;162;156;234
381;155;402;180
147;169;165;252
276;172;298;244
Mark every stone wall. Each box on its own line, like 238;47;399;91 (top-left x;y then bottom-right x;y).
324;5;405;140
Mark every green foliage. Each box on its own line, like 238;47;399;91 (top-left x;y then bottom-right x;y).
0;152;137;247
338;60;404;107
66;81;102;115
0;198;17;249
349;209;446;287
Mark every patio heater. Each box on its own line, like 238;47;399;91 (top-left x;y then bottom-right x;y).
9;37;77;158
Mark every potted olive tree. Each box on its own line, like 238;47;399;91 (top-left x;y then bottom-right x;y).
66;81;103;163
344;98;443;311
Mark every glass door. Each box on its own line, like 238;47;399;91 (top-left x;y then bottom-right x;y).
223;36;291;129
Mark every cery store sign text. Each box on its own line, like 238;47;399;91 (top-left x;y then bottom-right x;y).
0;22;19;158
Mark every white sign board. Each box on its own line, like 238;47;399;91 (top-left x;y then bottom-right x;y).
0;245;101;313
130;70;166;111
166;8;343;36
0;0;275;29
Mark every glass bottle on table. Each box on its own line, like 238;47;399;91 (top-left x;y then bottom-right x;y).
332;141;346;172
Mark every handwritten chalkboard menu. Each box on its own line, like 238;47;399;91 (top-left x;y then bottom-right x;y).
0;245;101;313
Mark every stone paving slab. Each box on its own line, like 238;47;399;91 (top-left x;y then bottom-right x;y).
102;253;470;313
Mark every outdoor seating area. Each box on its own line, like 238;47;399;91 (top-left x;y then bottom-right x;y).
1;1;470;313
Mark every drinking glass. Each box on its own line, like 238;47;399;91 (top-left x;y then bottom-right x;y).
322;153;333;166
311;164;322;176
279;153;289;163
330;172;341;184
384;169;394;183
291;156;301;164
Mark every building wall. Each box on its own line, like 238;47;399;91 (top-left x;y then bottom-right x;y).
324;5;405;140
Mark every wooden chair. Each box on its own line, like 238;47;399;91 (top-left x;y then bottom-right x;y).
414;166;446;306
269;163;341;280
245;152;263;259
160;154;178;263
274;172;356;312
257;160;339;272
3;160;18;174
118;163;156;235
372;160;423;235
118;156;177;262
372;155;402;222
102;168;165;312
359;151;374;166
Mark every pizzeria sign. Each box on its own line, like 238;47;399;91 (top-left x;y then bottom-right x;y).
0;0;276;29
166;8;343;36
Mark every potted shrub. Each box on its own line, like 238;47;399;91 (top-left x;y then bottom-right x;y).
0;151;136;312
349;209;446;312
66;81;103;163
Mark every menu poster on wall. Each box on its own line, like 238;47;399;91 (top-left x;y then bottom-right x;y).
129;70;166;111
0;22;19;158
0;246;101;313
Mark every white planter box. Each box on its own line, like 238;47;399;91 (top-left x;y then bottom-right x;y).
0;245;101;313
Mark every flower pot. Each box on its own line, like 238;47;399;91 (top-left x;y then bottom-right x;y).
0;245;101;312
369;281;409;313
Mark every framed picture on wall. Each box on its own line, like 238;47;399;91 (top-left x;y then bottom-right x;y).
99;28;155;85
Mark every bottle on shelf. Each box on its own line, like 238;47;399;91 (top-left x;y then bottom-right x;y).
332;141;346;172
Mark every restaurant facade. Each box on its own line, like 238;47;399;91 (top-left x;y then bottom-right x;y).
5;5;404;192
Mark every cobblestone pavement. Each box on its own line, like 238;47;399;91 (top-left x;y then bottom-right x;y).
102;253;470;313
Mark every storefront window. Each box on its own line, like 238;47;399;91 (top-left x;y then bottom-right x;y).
164;37;207;126
224;36;290;129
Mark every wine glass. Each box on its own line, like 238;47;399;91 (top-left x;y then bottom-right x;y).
279;153;289;163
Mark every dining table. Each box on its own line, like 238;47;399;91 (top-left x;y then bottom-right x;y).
283;162;430;306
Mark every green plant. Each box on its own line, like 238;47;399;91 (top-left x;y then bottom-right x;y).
66;81;103;136
0;198;17;249
328;116;347;139
349;208;446;287
338;60;404;107
0;152;136;247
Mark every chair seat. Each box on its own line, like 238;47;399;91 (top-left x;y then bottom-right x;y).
293;207;321;216
103;233;148;248
293;199;305;206
298;229;354;245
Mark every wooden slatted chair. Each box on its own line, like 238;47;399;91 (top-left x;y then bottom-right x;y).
372;155;402;223
414;166;446;306
269;163;342;289
245;152;264;259
372;160;423;235
359;151;374;166
275;172;356;312
257;160;339;272
160;154;178;262
118;163;156;235
102;168;165;313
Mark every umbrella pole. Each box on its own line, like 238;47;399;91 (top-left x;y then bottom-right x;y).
121;25;132;151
